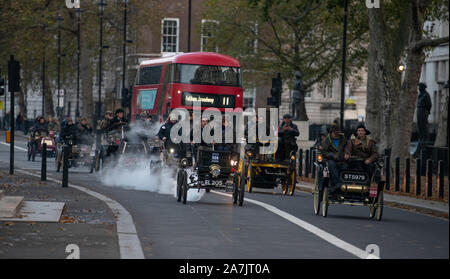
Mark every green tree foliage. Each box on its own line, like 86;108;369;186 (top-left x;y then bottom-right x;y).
202;0;369;94
0;0;161;119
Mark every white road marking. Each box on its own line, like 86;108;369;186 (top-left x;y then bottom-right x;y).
211;190;380;259
14;169;145;259
0;141;28;152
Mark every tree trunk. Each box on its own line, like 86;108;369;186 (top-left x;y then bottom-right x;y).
367;7;400;152
390;2;427;164
44;73;55;117
80;39;94;127
366;8;383;144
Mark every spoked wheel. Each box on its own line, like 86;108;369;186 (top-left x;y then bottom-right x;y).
376;191;383;221
369;205;376;219
282;177;288;195
56;152;62;172
232;173;239;204
182;171;188;204
27;143;32;161
288;167;296;196
313;186;322;215
176;170;185;202
31;143;37;161
322;187;329;217
247;163;254;193
95;152;101;172
239;165;246;206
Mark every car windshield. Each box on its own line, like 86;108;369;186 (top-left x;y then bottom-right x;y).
174;64;241;87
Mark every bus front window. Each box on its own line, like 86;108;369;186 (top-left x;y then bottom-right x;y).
175;64;241;87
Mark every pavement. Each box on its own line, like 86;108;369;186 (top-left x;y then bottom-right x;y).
0;167;120;259
296;180;449;218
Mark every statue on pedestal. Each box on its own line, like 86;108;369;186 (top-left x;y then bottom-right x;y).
416;82;432;143
292;71;307;121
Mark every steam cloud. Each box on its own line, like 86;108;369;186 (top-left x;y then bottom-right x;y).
98;120;205;202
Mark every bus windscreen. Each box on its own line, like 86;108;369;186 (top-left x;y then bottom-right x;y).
174;64;241;87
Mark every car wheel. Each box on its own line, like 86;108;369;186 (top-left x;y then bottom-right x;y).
176;170;184;202
289;168;296;196
322;187;329;217
376;191;383;221
313;183;322;215
239;165;246;206
247;164;254;193
232;174;239;204
182;171;188;204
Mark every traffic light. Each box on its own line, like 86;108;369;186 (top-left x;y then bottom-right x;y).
0;77;4;96
8;56;21;93
121;87;130;108
267;73;282;107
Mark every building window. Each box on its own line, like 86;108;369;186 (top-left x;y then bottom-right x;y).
162;18;179;53
244;88;256;109
201;20;219;52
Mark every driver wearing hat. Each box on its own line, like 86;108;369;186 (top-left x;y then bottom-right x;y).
344;124;378;165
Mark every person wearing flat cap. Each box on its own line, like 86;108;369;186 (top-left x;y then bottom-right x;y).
109;108;129;131
276;114;299;161
157;114;179;149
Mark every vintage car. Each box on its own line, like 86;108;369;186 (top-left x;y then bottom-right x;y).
313;152;385;221
175;145;244;206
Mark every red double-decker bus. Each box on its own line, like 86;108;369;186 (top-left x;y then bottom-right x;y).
131;52;243;122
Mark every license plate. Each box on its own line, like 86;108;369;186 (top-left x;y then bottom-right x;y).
369;187;378;198
199;180;222;186
340;171;368;183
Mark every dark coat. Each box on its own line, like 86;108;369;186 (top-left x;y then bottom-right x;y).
417;91;432;113
278;121;299;142
77;123;93;145
32;122;48;136
321;133;347;161
109;116;128;131
60;123;79;144
345;135;378;164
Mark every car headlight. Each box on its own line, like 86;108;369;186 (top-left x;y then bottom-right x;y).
170;148;175;154
317;154;323;162
180;158;189;168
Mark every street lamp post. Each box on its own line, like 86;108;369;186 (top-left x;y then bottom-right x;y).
122;0;128;110
98;0;106;124
188;0;192;52
42;45;45;116
57;14;63;118
76;8;81;119
96;0;107;149
340;0;348;130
